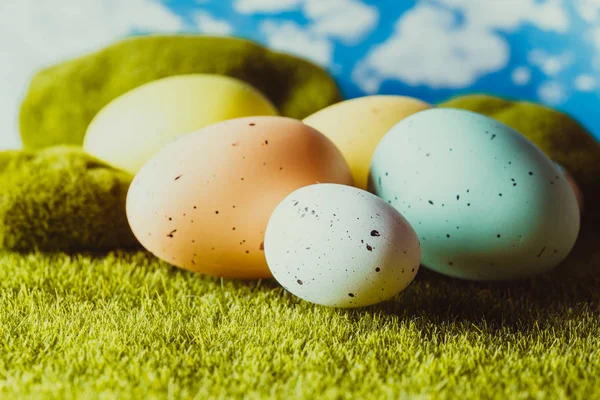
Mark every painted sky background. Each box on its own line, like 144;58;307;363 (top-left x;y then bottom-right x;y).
1;0;600;150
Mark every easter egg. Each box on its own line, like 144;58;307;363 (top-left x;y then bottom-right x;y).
303;96;430;189
264;184;420;308
370;108;580;281
84;74;278;174
126;116;353;279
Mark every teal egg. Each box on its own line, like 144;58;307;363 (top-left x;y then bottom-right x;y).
369;108;580;281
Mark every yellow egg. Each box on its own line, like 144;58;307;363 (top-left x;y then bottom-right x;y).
83;74;278;174
303;95;431;189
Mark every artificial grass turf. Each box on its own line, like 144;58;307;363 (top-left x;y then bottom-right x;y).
1;218;599;399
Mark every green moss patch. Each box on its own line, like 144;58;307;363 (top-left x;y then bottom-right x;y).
439;94;600;220
0;146;137;251
19;35;342;149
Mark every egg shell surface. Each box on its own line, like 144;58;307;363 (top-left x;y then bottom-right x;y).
84;74;278;174
126;116;353;279
370;108;580;281
303;96;431;190
264;184;420;308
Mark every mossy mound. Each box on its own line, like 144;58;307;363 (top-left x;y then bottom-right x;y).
20;35;342;149
0;146;137;251
439;94;600;220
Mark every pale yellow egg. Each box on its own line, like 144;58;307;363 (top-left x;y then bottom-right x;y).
303;96;430;189
84;74;278;174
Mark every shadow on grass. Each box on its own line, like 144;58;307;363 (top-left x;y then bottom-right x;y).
169;219;599;332
342;219;600;331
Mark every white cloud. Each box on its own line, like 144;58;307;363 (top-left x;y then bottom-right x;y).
234;0;302;14
574;0;600;23
574;74;597;91
257;0;378;66
0;0;183;151
239;0;378;63
528;49;574;76
192;11;234;35
587;26;600;68
303;0;378;44
591;26;600;47
437;0;569;32
260;21;332;66
353;5;508;90
512;66;531;85
538;81;567;105
353;0;569;92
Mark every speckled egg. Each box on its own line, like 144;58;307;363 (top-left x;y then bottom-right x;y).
303;96;430;190
370;108;580;281
126;117;353;279
264;184;420;308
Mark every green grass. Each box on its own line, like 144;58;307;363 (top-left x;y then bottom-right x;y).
1;220;599;399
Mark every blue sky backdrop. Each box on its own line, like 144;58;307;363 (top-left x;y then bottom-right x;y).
1;0;600;149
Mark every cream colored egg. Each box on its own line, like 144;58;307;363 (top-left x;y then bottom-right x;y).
303;96;430;189
84;74;278;174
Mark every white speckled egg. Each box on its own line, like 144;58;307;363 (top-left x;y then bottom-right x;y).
264;184;420;308
370;108;580;281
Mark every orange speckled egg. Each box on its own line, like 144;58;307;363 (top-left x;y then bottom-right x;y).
126;116;354;279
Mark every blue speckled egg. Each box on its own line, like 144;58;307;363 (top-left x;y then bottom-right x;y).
369;108;580;281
